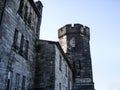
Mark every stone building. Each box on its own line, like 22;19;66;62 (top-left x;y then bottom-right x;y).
58;24;95;90
0;0;43;90
0;0;95;90
35;40;73;90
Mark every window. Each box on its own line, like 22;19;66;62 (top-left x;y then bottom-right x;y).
59;55;62;71
19;35;24;55
24;5;28;23
22;76;26;90
18;0;24;17
13;29;19;50
15;73;20;90
25;40;29;59
66;64;67;77
59;83;61;90
28;12;32;25
7;71;13;90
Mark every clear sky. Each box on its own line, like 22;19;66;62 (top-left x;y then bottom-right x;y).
35;0;120;90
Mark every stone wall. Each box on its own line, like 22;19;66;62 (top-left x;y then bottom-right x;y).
58;24;94;90
35;40;73;90
35;40;55;90
55;44;73;90
0;0;42;90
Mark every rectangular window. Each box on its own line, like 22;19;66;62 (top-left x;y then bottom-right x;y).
22;76;26;90
19;35;24;55
28;12;32;26
15;73;20;90
7;71;13;90
13;29;19;50
59;83;61;90
59;55;62;71
66;64;67;77
25;40;29;59
24;5;28;23
18;0;24;17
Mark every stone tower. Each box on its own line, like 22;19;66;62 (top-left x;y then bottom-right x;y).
58;24;94;90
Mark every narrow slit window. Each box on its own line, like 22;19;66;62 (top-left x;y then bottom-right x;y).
25;40;29;59
19;35;24;55
22;76;26;90
13;29;19;50
18;0;24;17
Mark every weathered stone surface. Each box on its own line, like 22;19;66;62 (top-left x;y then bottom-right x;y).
58;24;95;90
0;0;42;90
0;0;95;90
35;40;73;90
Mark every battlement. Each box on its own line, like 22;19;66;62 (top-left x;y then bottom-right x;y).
58;23;90;39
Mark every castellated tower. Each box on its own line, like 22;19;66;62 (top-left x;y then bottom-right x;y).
58;24;94;90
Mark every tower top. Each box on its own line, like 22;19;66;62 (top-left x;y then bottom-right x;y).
58;23;90;40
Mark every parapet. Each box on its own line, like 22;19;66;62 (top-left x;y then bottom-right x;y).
58;23;90;38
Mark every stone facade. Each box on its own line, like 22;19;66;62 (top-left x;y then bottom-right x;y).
0;0;95;90
58;24;95;90
35;40;73;90
0;0;42;90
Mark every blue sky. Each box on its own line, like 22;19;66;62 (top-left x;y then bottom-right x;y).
35;0;120;90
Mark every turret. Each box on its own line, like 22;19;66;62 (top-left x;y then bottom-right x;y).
58;23;94;90
58;24;90;53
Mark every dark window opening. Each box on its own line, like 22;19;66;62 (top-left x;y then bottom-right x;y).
12;29;19;51
22;76;26;90
59;83;61;90
79;60;81;69
25;40;29;60
19;35;24;56
59;55;62;71
18;0;24;17
28;12;32;26
15;73;20;90
7;71;13;90
24;5;28;23
66;64;67;77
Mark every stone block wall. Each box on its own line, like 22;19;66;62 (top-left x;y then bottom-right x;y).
55;44;73;90
58;24;94;90
0;0;42;90
35;40;73;90
35;40;55;90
